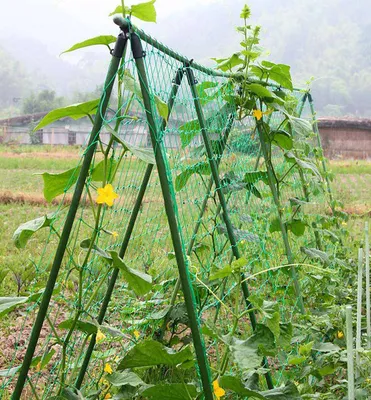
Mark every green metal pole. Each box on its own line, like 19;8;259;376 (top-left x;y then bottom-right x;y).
185;66;274;389
157;113;235;340
296;93;322;250
75;67;184;389
256;120;305;314
130;33;214;400
307;92;335;213
185;66;256;326
11;33;128;400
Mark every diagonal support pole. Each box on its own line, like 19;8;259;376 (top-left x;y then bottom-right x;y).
185;66;274;389
75;67;185;389
11;33;128;400
130;32;214;400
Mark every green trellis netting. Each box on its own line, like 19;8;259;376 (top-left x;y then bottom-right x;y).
1;20;336;400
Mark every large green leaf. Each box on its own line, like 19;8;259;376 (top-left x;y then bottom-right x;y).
244;171;269;185
289;117;313;137
219;376;266;399
300;247;330;265
110;1;157;22
0;290;44;318
179;119;201;148
58;319;97;335
13;212;56;248
131;0;156;22
154;95;169;121
213;53;244;71
110;251;152;296
261;61;293;91
61;35;116;54
37;166;81;202
107;370;145;387
231;324;276;370
33;99;100;131
118;339;193;369
261;382;301;399
284;152;321;179
80;239;112;262
108;128;155;164
287;219;306;237
272;130;293;150
175;162;210;191
91;158;118;182
141;384;198;400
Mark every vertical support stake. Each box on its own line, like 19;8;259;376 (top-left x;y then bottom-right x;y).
346;305;355;400
356;247;363;378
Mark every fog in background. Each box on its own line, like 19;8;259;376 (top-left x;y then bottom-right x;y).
0;0;370;117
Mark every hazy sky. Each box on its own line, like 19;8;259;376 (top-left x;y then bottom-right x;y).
0;0;246;64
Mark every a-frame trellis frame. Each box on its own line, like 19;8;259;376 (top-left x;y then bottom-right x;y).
10;16;334;399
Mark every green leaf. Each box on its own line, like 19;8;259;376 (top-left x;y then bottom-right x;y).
261;382;301;399
300;247;330;265
154;95;169;120
312;342;341;353
217;224;259;243
219;376;266;399
91;159;118;182
212;53;244;71
109;0;157;22
284;152;321;179
80;239;112;262
131;0;157;22
141;384;198;400
58;319;97;335
13;212;56;248
32;348;56;371
122;69;143;98
197;81;219;105
277;323;293;349
109;251;152;296
244;171;269;185
209;265;233;281
108;128;155;164
247;83;273;98
288;117;313;137
0;290;44;318
287;219;306;237
272;130;293;150
179;119;201;148
231;324;276;370
288;356;307;365
261;61;293;91
33;99;100;131
299;341;314;356
175;162;210;191
269;218;281;233
37;167;81;202
118;339;194;369
0;366;21;378
61;35;116;54
107;370;145;387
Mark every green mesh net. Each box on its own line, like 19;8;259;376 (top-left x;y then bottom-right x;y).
0;23;338;400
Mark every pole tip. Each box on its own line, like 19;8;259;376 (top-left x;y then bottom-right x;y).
113;15;130;30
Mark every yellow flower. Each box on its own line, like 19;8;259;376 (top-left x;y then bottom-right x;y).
104;394;112;399
337;331;344;339
133;329;140;340
96;184;119;207
213;380;225;400
252;109;263;121
104;363;113;374
96;329;106;343
111;231;119;239
36;361;41;372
